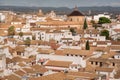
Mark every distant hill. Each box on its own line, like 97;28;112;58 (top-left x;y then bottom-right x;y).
0;6;120;15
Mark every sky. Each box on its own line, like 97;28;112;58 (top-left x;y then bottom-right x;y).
0;0;120;8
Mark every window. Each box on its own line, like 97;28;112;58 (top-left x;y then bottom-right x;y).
68;33;71;35
91;61;93;64
113;63;115;66
96;62;98;65
75;67;77;69
42;33;44;35
66;54;69;56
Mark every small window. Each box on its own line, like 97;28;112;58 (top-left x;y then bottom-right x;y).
91;62;93;64
96;62;98;65
66;54;69;56
75;67;77;69
113;63;115;66
68;33;71;35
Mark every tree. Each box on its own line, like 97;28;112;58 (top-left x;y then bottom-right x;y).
69;28;76;35
83;18;88;30
19;32;23;37
91;20;98;29
24;37;31;46
8;26;15;37
85;40;90;50
98;17;111;24
91;20;95;24
32;35;36;40
100;30;109;40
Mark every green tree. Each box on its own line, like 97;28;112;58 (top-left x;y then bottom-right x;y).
98;17;111;24
93;24;98;29
70;28;76;35
91;20;98;29
85;40;90;50
100;30;109;40
24;37;31;46
19;32;23;37
83;18;88;30
91;20;95;24
32;35;36;40
8;26;15;37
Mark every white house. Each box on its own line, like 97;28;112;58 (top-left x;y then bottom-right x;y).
93;13;111;21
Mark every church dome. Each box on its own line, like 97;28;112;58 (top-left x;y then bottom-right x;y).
68;7;84;16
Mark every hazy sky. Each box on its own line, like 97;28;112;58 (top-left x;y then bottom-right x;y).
0;0;120;8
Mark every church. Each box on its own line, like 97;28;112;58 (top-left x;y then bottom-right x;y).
68;6;85;23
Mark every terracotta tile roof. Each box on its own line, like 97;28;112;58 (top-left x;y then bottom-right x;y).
86;29;99;34
15;32;32;35
3;74;21;80
37;48;54;54
84;64;96;72
30;27;50;31
67;71;97;79
100;51;117;59
29;72;67;80
77;30;84;34
24;56;36;63
11;24;24;28
89;58;108;63
45;60;72;68
12;57;23;62
36;21;87;26
0;29;8;36
18;62;26;67
16;41;25;45
31;40;49;45
14;70;26;77
113;29;120;32
89;58;120;64
11;57;27;63
55;49;93;56
97;41;108;45
55;50;65;55
29;71;97;80
30;23;36;27
95;67;114;72
65;49;93;56
110;46;120;50
6;58;13;64
31;64;48;73
14;46;25;53
90;46;110;52
111;41;120;45
22;68;36;73
81;37;96;41
0;23;11;29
